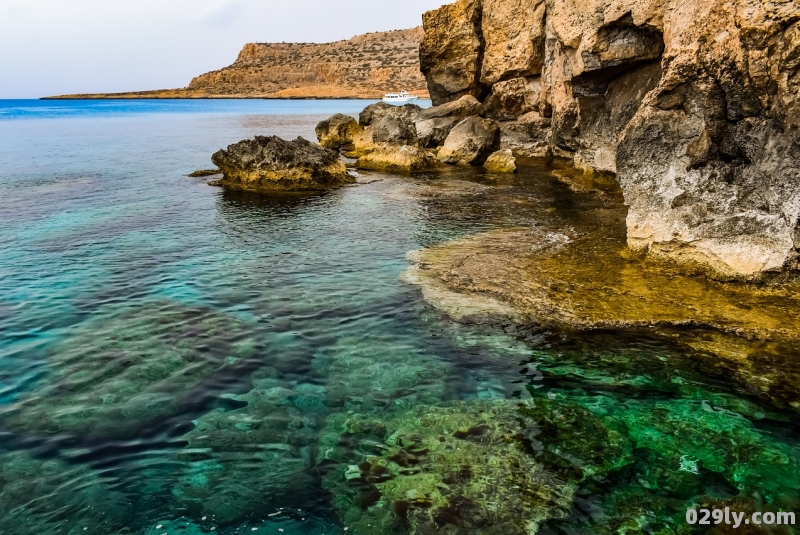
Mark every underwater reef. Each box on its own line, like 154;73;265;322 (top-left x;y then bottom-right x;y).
0;300;260;438
0;450;133;534
318;393;800;534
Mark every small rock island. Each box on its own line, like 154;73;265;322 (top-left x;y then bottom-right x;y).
210;135;354;192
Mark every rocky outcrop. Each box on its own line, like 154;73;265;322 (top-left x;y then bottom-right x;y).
484;149;517;172
211;136;352;192
318;98;499;172
438;116;502;165
414;95;485;147
316;93;510;172
47;28;428;100
341;102;436;172
315;114;362;150
419;0;800;280
419;0;484;105
325;103;436;172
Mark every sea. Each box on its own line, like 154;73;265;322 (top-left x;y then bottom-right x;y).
0;99;798;535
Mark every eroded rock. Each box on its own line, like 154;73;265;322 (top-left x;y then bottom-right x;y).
371;113;418;145
355;145;437;173
211;136;352;192
480;0;547;85
417;94;485;121
419;0;484;105
484;77;542;121
484;149;517;173
438;116;502;166
315;113;362;149
418;0;800;279
403;226;800;411
414;95;485;148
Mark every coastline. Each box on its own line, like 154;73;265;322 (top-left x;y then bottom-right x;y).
40;95;423;101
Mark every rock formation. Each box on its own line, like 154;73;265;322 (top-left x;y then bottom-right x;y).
46;28;428;100
415;94;485;147
484;149;517;172
418;0;800;280
211;136;353;192
315;95;505;172
315;114;362;150
437;116;502;165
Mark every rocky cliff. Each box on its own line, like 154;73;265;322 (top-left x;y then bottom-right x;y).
46;28;428;100
419;0;800;280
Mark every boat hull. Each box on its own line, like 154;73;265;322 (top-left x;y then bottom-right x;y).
382;96;418;105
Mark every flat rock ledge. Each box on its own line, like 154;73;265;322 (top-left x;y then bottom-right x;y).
211;136;353;193
403;227;800;413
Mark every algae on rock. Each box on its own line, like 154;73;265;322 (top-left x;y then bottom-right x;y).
212;135;353;192
404;224;800;412
320;400;595;534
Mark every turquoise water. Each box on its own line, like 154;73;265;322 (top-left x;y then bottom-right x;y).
0;99;798;535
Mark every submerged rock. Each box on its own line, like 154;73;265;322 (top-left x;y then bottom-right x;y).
438;116;501;166
0;450;132;534
315;113;362;150
0;301;257;437
172;374;319;524
211;136;352;192
321;400;589;534
312;333;450;413
403;225;800;412
188;169;221;177
483;149;517;173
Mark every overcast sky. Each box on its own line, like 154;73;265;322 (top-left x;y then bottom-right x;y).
0;0;448;99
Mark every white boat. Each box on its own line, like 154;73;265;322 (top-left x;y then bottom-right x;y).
382;91;419;105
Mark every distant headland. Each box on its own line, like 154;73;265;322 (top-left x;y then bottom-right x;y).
43;28;429;100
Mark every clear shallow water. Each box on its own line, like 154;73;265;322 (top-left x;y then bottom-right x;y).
0;100;798;535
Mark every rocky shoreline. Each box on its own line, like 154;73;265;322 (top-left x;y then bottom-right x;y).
212;0;800;282
417;0;800;282
202;0;800;411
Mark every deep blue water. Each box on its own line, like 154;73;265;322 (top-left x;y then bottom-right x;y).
0;99;390;120
0;99;798;535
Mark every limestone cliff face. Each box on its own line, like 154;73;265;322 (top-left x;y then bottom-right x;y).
48;28;428;100
420;0;800;280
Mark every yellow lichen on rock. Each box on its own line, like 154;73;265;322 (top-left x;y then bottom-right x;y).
484;149;517;173
405;226;800;340
356;145;438;173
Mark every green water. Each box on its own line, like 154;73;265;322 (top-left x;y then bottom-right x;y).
0;100;797;534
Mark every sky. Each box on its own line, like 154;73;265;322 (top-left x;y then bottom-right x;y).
0;0;448;99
